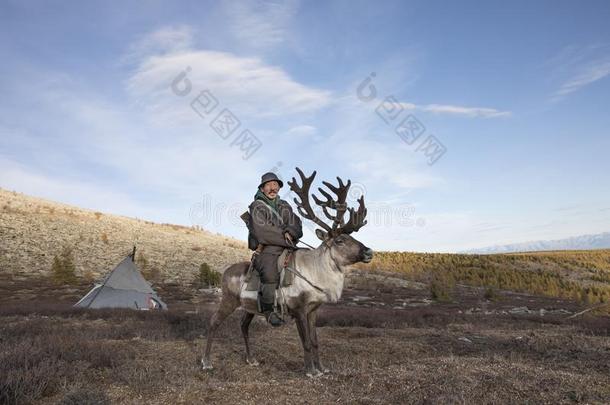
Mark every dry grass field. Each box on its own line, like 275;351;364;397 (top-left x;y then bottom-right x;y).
1;189;609;404
0;188;250;284
1;273;609;404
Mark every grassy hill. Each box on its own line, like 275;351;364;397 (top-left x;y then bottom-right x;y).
0;187;250;285
2;187;609;308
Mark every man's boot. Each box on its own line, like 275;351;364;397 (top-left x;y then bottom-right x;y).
260;283;283;326
261;302;283;327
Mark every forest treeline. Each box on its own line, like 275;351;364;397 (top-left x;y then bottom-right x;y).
356;249;610;305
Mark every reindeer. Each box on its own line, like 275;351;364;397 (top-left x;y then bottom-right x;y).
201;168;373;377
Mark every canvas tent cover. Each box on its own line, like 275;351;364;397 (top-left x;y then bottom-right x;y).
75;255;167;310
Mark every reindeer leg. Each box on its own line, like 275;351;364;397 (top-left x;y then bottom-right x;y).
202;296;238;370
295;311;320;377
307;310;329;374
241;311;258;366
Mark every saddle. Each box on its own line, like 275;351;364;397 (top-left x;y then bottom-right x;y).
243;248;299;292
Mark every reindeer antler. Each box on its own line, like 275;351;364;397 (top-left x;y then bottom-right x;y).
288;167;368;236
340;195;368;234
288;168;332;233
312;177;351;232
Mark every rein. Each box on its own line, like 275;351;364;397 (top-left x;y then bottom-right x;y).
296;240;316;249
283;266;327;296
279;248;331;302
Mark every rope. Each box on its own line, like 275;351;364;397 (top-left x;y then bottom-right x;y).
283;266;328;297
275;266;329;320
297;240;316;249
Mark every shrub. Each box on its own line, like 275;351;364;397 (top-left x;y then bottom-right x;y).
136;251;149;272
198;262;221;288
82;269;96;283
484;286;500;301
100;233;109;244
137;252;160;282
430;270;454;302
51;247;78;285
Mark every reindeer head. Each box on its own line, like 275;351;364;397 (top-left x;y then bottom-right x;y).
288;167;374;266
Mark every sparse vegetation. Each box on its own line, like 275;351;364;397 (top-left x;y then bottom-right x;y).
483;286;500;301
137;251;161;283
429;270;454;302
136;251;149;272
51;246;78;285
82;269;96;283
358;250;610;306
0;189;250;283
198;262;221;288
0;307;213;404
0;297;608;404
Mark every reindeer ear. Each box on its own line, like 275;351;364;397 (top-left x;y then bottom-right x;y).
315;229;327;241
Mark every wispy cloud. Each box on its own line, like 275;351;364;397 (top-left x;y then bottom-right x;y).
418;104;511;118
0;157;164;220
549;45;610;100
221;0;299;51
553;59;610;98
397;102;511;118
286;125;317;137
346;141;443;190
124;25;195;63
126;28;332;122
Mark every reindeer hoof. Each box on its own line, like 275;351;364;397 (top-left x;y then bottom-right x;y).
246;358;259;367
315;363;330;374
201;359;213;371
306;369;323;378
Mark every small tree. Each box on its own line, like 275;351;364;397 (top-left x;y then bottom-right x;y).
483;286;499;301
430;270;454;302
137;251;160;282
51;246;78;285
136;251;149;273
198;262;221;288
82;269;96;283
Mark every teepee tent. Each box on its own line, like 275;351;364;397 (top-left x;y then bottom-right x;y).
75;252;167;310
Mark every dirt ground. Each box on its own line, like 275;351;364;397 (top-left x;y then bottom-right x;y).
1;279;609;404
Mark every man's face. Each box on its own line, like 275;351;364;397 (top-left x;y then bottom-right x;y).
261;181;280;199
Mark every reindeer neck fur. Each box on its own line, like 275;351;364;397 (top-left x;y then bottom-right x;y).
293;245;345;303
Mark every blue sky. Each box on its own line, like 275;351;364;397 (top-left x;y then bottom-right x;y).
1;0;609;252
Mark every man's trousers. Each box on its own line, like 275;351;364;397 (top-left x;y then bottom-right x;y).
254;251;281;306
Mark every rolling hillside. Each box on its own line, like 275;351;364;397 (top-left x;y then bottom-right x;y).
1;187;609;306
0;188;250;285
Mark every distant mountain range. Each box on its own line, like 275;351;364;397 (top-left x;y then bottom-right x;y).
464;232;610;254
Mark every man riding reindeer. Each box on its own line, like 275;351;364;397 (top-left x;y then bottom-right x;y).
248;172;303;326
203;168;373;374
